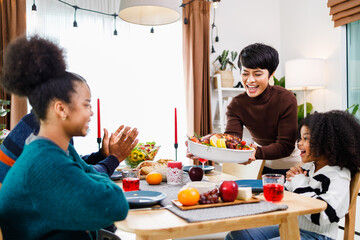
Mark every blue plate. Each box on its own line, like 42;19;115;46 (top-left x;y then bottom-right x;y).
235;179;263;193
183;165;215;174
110;171;122;181
124;191;167;207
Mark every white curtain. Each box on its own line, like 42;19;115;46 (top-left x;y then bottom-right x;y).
26;0;187;162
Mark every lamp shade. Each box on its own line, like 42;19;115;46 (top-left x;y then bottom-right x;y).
119;0;181;26
285;58;325;90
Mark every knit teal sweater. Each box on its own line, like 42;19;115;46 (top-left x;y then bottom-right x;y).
0;138;129;240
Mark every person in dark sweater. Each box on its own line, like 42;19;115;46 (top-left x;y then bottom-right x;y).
0;111;134;182
225;43;301;175
0;35;138;239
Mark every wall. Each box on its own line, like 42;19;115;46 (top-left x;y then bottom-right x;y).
210;0;281;86
279;0;345;112
212;0;345;113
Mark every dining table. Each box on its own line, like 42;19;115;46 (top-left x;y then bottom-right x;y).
114;170;327;240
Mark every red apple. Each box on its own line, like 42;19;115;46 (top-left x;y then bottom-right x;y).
219;181;238;202
189;167;203;181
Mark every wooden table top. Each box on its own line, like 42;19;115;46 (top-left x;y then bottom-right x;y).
114;171;327;240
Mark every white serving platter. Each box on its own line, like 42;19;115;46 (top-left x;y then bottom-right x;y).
187;140;254;163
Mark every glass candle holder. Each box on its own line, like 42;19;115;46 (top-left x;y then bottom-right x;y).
167;161;182;185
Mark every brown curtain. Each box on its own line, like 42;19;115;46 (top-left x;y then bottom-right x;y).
0;0;27;130
328;0;360;27
183;0;212;165
183;0;212;137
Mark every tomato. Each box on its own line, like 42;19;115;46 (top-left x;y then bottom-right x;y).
240;140;246;146
190;137;201;144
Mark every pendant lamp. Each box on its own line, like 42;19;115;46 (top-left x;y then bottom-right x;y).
119;0;181;26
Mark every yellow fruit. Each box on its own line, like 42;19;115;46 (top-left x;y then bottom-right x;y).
178;188;200;206
146;172;162;185
217;138;227;148
210;135;219;147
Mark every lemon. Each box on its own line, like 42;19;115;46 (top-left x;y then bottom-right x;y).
210;135;219;147
217;138;227;148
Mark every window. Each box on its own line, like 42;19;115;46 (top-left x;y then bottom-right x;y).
347;20;360;119
26;0;186;161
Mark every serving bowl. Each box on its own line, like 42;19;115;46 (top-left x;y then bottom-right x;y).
125;145;161;168
187;140;254;163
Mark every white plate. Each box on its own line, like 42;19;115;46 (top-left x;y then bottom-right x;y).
187;140;254;163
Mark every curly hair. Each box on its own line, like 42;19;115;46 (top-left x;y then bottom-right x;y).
0;35;86;120
238;43;279;77
299;110;360;175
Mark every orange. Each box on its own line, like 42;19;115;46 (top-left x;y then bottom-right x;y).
146;172;162;185
177;188;200;206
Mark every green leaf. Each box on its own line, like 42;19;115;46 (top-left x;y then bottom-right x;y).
346;104;359;116
230;51;238;62
352;104;359;115
298;102;313;123
279;76;285;88
220;50;229;64
220;58;229;70
273;76;279;85
0;100;10;106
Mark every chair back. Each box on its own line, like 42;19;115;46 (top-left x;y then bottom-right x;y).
222;160;265;180
343;171;360;240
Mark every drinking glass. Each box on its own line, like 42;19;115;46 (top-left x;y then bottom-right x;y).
262;174;284;202
198;158;208;171
122;169;140;192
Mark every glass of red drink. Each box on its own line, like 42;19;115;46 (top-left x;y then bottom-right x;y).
262;174;284;202
122;169;140;192
198;158;208;171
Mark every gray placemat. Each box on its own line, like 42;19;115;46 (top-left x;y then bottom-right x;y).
139;174;288;223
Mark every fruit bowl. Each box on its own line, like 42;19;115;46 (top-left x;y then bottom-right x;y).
125;143;160;168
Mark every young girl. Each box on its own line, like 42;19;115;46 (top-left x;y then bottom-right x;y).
225;110;360;240
0;36;138;239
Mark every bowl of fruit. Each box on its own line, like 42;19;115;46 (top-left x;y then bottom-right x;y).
125;142;160;168
187;133;254;163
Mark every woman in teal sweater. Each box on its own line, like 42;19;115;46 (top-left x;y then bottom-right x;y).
0;35;138;239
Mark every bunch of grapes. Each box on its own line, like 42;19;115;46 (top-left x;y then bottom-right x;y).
199;188;219;204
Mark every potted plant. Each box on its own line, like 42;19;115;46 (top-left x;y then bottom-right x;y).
213;50;238;88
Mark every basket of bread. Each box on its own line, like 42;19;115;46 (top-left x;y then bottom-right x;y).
135;159;174;181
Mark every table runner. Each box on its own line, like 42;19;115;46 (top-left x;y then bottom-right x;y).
139;174;288;223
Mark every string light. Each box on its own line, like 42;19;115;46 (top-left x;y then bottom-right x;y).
58;0;121;35
73;6;78;27
180;0;195;25
113;13;118;36
211;6;219;54
213;0;220;9
32;0;37;11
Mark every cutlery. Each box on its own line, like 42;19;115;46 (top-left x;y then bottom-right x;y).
129;205;173;211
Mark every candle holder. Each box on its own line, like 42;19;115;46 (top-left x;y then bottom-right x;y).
174;143;178;162
97;137;101;150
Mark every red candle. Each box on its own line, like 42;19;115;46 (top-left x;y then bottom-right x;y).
97;98;101;139
175;108;178;144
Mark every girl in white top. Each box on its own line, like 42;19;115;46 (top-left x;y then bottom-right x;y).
225;110;360;240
